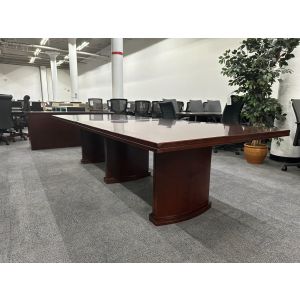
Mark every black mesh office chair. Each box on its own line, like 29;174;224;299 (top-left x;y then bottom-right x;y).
0;94;14;145
213;95;244;155
110;98;128;114
281;99;300;171
23;95;30;112
177;101;184;112
88;98;103;111
151;101;162;118
134;100;151;117
159;101;177;119
31;102;43;111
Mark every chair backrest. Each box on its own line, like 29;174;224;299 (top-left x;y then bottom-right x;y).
221;95;244;125
162;99;179;113
67;107;86;112
88;98;103;111
151;101;161;118
12;101;23;109
188;100;204;112
177;101;184;112
134;100;151;116
0;94;14;129
159;101;177;119
110;98;128;113
23;95;31;111
205;100;222;112
291;99;300;146
31;102;43;111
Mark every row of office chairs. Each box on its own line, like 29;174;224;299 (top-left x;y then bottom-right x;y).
88;98;222;117
0;94;28;145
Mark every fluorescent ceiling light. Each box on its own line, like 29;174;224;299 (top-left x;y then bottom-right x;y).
76;41;89;51
40;38;49;45
34;48;41;56
29;57;36;63
57;60;65;66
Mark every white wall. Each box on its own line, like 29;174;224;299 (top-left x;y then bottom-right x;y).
78;38;246;106
46;68;71;101
0;62;71;101
0;63;42;100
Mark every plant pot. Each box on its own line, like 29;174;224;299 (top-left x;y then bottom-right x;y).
243;143;268;164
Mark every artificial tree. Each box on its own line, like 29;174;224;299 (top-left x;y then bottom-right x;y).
219;38;300;146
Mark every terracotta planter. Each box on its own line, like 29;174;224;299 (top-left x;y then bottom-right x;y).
243;143;268;164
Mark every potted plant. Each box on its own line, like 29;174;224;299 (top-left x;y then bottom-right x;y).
219;38;300;164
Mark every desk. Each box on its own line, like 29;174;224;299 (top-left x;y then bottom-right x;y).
54;114;289;226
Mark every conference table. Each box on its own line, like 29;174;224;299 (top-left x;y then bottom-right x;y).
54;114;289;226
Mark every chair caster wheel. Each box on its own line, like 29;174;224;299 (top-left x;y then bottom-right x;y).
297;166;300;168
235;151;240;155
213;149;218;153
281;166;287;171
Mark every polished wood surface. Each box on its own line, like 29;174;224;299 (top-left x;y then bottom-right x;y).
150;147;212;225
104;138;150;183
54;114;290;153
28;112;112;150
177;112;222;117
54;114;290;226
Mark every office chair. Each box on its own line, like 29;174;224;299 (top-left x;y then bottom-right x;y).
110;98;128;114
281;99;300;171
159;101;177;119
177;101;184;112
0;94;15;145
23;95;31;112
213;95;244;155
30;102;43;111
126;101;135;115
162;99;179;113
88;98;103;111
205;100;222;122
134;100;151;117
151;101;162;118
205;100;222;112
187;100;204;112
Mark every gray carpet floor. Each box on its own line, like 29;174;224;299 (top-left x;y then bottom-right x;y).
0;139;299;263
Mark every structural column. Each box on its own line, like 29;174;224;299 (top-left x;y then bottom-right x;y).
111;38;123;98
270;46;300;161
46;51;59;100
39;66;49;102
68;38;79;101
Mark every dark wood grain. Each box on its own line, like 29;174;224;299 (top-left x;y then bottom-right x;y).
28;112;112;150
80;129;105;164
54;114;290;153
104;138;150;183
53;114;290;226
150;147;212;225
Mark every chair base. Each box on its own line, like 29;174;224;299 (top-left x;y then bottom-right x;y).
281;163;300;171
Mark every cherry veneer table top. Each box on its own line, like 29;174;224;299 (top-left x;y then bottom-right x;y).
54;114;290;153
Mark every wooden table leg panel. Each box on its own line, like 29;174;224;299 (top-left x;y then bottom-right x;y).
150;147;212;225
80;130;105;164
104;138;150;184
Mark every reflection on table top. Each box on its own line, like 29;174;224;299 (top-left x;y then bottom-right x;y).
54;114;289;152
177;112;222;116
